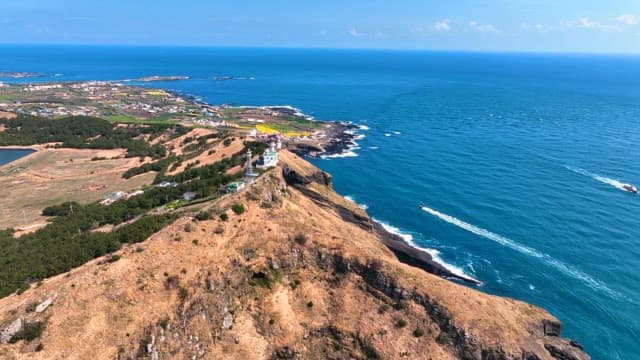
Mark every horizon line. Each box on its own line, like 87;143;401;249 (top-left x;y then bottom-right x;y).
1;42;640;56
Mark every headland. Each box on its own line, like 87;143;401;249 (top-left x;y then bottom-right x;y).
0;81;590;359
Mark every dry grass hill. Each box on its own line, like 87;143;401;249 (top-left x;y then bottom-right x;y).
0;150;589;360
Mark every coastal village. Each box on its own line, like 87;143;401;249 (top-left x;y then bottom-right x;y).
0;80;325;140
0;80;360;233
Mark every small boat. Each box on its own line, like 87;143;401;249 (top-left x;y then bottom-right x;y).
622;184;639;194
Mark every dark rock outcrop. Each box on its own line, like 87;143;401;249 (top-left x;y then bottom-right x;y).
281;164;332;187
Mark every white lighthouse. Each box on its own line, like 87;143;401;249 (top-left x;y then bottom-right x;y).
244;148;259;181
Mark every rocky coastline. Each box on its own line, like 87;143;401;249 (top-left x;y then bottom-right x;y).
287;121;361;158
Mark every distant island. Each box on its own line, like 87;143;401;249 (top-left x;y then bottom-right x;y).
213;75;255;81
0;72;43;79
136;75;190;82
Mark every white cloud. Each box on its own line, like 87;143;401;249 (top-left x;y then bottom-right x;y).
412;19;452;35
434;19;451;32
617;14;638;26
561;18;621;31
348;27;362;37
521;22;552;32
468;20;499;33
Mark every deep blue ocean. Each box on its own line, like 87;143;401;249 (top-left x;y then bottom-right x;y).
1;45;639;359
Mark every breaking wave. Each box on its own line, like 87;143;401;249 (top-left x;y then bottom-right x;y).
419;204;621;299
344;195;369;210
373;218;477;282
321;151;358;159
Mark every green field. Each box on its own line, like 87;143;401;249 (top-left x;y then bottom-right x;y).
104;113;177;125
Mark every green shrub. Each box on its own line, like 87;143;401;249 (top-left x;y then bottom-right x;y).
393;300;407;310
9;321;44;343
307;301;314;308
436;332;449;345
16;282;30;295
219;212;229;221
395;319;407;329
108;255;121;263
25;301;38;313
413;328;425;337
290;279;301;290
377;304;390;314
184;223;194;232
178;287;189;302
158;317;170;330
195;211;212;221
294;234;307;245
164;275;180;290
260;201;272;209
251;270;280;289
231;204;245;215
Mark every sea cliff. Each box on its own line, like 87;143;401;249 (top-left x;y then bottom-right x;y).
0;150;589;360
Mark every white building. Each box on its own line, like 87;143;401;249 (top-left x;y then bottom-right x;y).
257;142;278;168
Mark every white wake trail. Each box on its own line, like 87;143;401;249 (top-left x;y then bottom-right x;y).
420;205;621;299
565;166;630;192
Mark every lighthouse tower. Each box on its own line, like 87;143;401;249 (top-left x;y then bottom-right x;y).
244;148;259;181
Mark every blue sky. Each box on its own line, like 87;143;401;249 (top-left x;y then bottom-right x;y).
1;0;640;53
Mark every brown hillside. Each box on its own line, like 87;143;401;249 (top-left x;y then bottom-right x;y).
0;150;589;360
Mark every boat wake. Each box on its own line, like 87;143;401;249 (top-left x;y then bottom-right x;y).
419;204;622;299
565;166;636;193
373;218;478;283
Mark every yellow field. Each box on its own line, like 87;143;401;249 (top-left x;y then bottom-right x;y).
284;131;312;137
144;91;166;96
256;124;278;134
255;124;311;138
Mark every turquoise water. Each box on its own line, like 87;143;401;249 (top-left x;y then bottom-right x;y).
0;149;34;167
1;46;639;359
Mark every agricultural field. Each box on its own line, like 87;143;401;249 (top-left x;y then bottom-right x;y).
0;147;155;230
